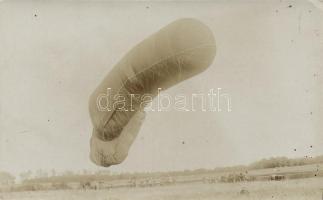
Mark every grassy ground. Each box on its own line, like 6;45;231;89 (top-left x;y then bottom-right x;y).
1;177;323;200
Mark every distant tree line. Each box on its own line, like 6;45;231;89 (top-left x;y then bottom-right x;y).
248;155;323;169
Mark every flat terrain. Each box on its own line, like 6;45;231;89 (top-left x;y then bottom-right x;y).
1;177;323;200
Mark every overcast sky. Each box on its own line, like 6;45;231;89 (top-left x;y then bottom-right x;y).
0;0;323;177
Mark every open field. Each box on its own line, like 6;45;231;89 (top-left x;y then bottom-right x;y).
1;177;323;200
2;164;323;199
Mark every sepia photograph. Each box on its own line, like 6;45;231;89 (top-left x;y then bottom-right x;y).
0;0;323;199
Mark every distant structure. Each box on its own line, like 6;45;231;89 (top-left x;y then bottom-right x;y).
270;174;285;181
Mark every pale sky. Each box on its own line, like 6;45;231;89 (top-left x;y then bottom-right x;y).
0;0;322;177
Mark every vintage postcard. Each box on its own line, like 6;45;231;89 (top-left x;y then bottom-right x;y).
0;0;323;199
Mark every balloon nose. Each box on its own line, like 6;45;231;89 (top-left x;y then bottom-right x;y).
89;110;146;167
